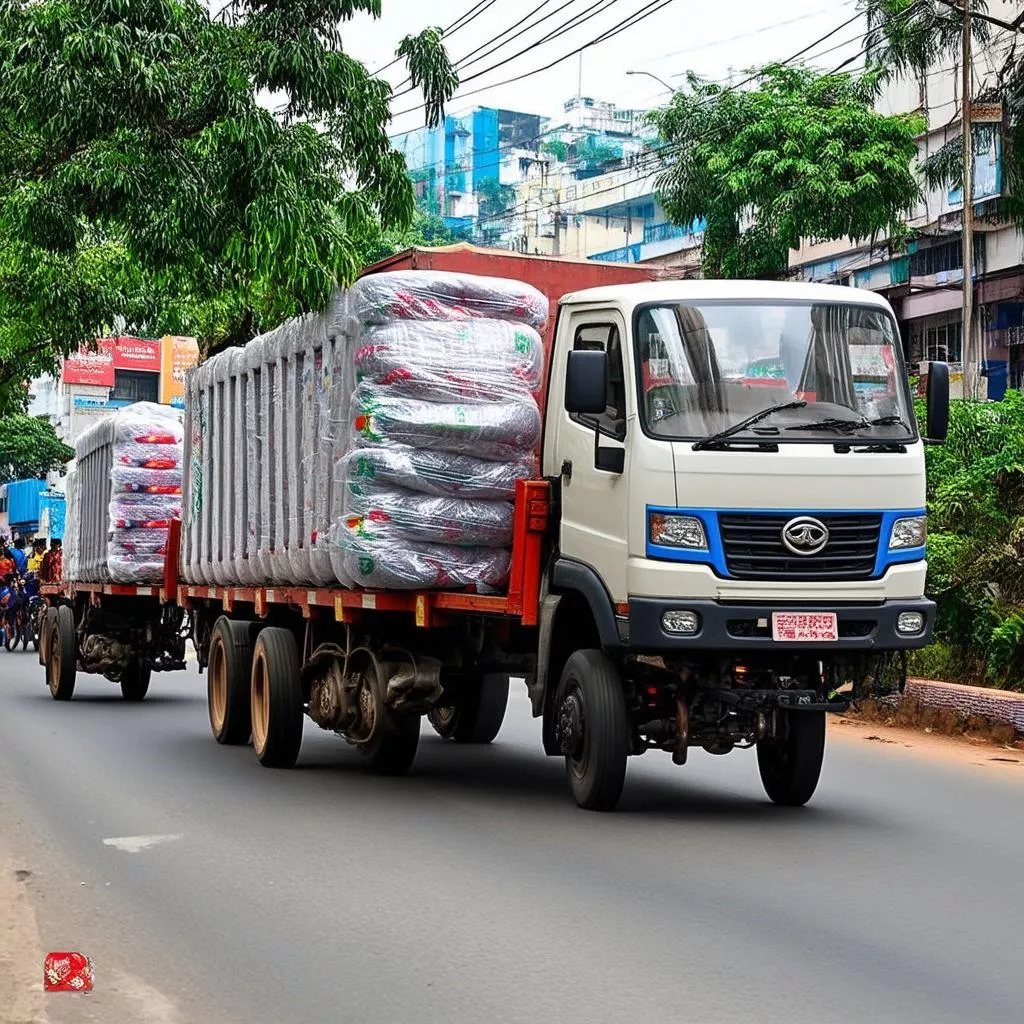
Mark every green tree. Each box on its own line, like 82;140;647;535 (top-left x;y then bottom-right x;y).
354;209;456;265
648;65;924;279
476;177;516;220
0;415;73;482
0;0;458;413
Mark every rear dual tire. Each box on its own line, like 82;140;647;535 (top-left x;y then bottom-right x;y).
428;673;509;745
208;617;256;745
47;605;77;701
250;627;304;769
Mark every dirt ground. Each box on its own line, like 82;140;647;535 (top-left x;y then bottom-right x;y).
831;714;1024;783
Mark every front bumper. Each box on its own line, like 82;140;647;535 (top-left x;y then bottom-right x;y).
627;597;935;652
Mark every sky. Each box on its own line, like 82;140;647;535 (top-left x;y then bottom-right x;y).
339;0;867;137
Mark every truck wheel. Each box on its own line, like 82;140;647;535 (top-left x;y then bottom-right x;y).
428;673;509;744
120;662;152;702
208;617;256;745
250;627;303;769
553;650;629;811
360;713;421;776
757;710;826;807
38;607;56;667
48;605;77;702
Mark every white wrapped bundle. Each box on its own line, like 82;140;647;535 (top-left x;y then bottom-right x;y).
105;403;183;583
341;446;532;501
332;516;511;591
351;270;548;330
353;320;543;401
349;382;541;462
64;469;79;582
343;480;513;548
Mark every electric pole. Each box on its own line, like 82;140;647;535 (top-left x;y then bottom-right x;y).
961;1;977;399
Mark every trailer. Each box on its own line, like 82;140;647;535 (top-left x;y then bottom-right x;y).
42;249;950;811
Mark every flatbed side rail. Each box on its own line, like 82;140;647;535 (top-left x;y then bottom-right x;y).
172;479;551;626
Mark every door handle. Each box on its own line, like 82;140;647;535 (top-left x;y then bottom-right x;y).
560;459;573;482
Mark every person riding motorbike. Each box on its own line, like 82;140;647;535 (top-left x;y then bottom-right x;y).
10;537;28;575
28;539;45;574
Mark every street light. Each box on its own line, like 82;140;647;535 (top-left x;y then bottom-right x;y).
625;69;675;94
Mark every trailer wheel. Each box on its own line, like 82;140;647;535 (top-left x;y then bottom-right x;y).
48;605;77;702
428;673;509;744
120;662;152;702
208;617;256;745
757;710;826;807
553;650;629;811
38;607;56;667
250;627;303;769
360;713;421;776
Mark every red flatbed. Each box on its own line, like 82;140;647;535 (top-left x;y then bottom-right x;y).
43;479;550;628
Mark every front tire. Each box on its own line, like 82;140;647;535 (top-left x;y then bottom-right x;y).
757;710;826;807
48;605;77;701
250;628;304;768
120;662;152;702
428;673;509;744
553;650;629;811
208;617;256;745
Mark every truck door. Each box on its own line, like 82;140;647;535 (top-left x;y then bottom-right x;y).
545;310;631;601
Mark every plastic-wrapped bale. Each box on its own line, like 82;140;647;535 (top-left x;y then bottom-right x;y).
341;446;532;501
350;270;548;330
352;319;544;403
63;469;80;582
71;415;116;581
106;403;184;583
343;478;514;548
349;382;541;463
331;515;511;592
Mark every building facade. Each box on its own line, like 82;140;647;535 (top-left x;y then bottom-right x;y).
789;7;1022;399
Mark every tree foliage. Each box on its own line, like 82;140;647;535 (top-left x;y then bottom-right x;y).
476;177;517;220
0;415;73;482
648;65;925;279
918;391;1024;689
353;210;456;266
0;0;458;412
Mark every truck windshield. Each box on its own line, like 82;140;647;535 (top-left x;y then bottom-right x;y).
634;301;916;443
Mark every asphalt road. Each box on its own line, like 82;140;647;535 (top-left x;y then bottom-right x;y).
0;650;1022;1024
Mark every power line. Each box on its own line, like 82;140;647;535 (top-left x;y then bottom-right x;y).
491;2;927;226
390;0;675;119
370;0;499;77
392;0;625;99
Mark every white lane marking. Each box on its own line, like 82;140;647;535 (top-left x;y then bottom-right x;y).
102;834;183;854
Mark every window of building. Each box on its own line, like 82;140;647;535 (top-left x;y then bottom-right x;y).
910;313;963;365
110;370;159;403
571;322;626;440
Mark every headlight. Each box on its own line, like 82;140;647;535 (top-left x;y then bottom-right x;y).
650;513;708;550
889;515;927;550
897;611;925;634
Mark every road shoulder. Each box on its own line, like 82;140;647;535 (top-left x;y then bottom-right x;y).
0;839;47;1024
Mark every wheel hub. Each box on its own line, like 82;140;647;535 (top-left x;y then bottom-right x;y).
555;691;585;759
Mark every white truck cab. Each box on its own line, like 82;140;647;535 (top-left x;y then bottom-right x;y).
537;280;948;810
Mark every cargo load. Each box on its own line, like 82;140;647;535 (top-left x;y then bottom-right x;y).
67;403;184;583
182;270;547;591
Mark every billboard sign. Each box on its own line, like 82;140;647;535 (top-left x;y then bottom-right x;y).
159;336;199;406
112;336;162;372
63;339;115;386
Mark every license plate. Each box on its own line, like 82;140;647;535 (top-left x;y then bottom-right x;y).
771;612;838;642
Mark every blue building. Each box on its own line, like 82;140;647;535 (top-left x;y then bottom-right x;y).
393;106;543;236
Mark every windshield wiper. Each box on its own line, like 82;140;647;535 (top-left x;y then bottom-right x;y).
786;414;910;434
692;400;807;451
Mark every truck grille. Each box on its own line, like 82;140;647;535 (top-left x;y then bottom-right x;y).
718;513;882;581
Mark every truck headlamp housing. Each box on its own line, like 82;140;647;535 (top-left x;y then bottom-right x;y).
649;513;708;550
889;515;927;550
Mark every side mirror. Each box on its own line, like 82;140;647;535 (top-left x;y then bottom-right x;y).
565;349;607;415
925;360;949;443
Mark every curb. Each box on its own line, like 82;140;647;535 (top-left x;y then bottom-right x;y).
884;678;1024;736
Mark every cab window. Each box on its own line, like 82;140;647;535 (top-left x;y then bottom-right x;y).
571;322;626;440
